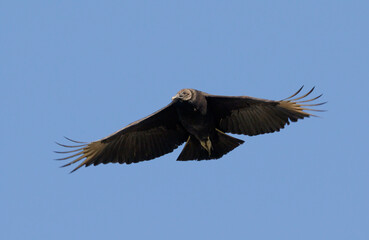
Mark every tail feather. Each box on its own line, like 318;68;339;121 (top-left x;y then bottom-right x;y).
177;129;244;161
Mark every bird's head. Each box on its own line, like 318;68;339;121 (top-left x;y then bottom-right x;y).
172;89;193;102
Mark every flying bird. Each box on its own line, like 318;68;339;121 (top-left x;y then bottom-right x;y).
56;87;325;172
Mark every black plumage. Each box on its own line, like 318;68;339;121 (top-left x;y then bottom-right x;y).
56;87;325;172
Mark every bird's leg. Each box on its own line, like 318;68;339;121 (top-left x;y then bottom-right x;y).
200;137;212;156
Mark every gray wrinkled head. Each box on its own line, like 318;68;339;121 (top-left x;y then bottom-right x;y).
172;89;194;102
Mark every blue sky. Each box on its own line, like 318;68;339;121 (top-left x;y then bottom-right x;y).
1;1;369;239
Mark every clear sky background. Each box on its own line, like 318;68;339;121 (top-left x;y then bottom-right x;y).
1;1;369;239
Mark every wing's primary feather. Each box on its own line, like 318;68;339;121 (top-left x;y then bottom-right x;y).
56;103;187;172
205;87;325;136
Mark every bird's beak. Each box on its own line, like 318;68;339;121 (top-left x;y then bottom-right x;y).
172;94;179;100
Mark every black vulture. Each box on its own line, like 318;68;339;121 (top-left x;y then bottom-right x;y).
56;87;325;172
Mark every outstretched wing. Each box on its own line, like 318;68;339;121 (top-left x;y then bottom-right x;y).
205;86;325;136
56;102;188;172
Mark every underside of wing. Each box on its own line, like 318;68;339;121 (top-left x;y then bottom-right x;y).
56;103;188;172
206;86;326;136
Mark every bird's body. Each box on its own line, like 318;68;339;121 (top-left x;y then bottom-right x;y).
175;90;215;149
57;87;325;172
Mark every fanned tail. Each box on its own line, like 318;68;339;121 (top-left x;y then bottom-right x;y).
177;129;244;161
